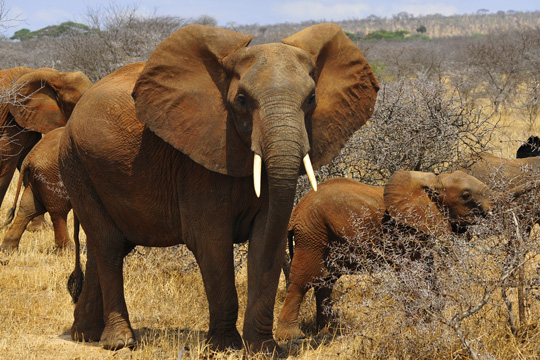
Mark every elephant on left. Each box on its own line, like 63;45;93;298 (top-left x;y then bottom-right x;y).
1;127;72;251
0;67;92;210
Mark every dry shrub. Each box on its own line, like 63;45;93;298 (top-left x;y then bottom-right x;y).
296;76;497;203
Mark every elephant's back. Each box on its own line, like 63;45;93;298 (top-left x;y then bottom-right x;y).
63;63;147;171
291;178;384;240
26;127;64;172
469;153;540;190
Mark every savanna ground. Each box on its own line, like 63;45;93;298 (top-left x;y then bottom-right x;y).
0;113;539;360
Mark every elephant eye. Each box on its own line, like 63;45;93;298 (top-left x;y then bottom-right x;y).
308;93;316;105
236;93;247;107
461;191;472;201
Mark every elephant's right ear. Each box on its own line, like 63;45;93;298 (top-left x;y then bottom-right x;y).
133;25;253;176
7;68;69;133
384;171;451;236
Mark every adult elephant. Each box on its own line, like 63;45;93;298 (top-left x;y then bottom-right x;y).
0;67;91;207
59;24;379;353
276;170;529;340
1;127;72;251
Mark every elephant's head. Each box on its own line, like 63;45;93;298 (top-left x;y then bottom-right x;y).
132;24;378;267
5;67;93;133
384;170;492;236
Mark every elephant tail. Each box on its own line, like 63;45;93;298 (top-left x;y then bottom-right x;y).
287;228;295;261
67;212;84;303
2;162;27;228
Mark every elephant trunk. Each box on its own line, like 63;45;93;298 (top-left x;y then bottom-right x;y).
259;118;307;271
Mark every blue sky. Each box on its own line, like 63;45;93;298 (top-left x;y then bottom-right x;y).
3;0;539;36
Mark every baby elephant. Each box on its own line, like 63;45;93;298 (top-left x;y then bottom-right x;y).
1;127;71;251
276;170;493;340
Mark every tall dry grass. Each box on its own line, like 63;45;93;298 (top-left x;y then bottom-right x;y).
0;112;539;359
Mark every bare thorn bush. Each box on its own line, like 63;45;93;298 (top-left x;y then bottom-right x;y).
54;4;187;82
296;77;497;203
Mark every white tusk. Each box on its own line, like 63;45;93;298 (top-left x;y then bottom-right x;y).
303;154;317;192
253;154;262;198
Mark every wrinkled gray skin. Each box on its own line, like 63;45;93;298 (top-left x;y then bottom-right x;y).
59;24;378;354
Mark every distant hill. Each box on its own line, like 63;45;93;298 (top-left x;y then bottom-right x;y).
10;21;90;41
235;10;540;44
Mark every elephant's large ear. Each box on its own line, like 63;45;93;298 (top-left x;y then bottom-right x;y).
384;171;451;236
7;69;91;134
133;25;253;176
282;23;379;169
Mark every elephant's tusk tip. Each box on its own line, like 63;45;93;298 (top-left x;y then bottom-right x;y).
303;154;318;192
254;153;262;197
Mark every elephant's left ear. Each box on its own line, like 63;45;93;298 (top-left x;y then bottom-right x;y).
384;171;451;237
282;23;379;169
133;25;254;176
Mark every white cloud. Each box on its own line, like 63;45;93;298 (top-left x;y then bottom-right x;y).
391;3;459;16
274;1;372;21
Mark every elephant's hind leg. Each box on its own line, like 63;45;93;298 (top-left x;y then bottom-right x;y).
66;164;135;349
71;245;105;343
74;216;135;350
49;212;72;250
1;187;45;251
314;275;339;332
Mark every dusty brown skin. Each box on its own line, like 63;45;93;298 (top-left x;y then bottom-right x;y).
0;67;91;210
275;171;493;340
58;24;378;353
1;127;72;251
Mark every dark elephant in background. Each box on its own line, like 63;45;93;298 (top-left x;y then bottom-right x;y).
1;127;72;251
516;135;540;159
275;170;508;340
59;24;378;353
0;67;92;209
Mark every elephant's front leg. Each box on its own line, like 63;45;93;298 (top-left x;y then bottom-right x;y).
191;233;242;350
243;211;288;354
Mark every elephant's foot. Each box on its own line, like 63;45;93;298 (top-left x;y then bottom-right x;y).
245;338;285;358
100;323;136;350
207;329;243;351
26;216;51;232
71;318;105;343
0;238;19;252
275;320;305;340
53;241;75;253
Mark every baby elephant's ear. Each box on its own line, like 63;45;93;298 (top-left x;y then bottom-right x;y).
384;171;451;236
282;23;379;169
133;25;254;176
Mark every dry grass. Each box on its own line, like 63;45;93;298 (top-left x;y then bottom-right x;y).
1;112;540;359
